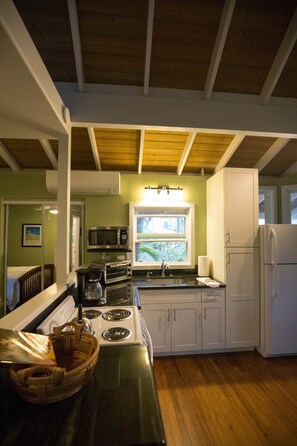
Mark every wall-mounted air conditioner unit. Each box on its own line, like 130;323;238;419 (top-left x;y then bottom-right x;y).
46;171;121;195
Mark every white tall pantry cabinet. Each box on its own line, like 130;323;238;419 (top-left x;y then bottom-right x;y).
207;168;259;348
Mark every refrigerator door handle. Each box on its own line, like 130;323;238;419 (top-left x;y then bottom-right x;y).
270;228;277;299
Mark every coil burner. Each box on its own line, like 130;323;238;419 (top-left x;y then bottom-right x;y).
102;327;131;342
82;309;102;319
102;308;132;321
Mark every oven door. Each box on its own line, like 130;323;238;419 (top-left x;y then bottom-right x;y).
104;281;133;306
140;316;154;364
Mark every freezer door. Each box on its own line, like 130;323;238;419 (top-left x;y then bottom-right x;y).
261;224;297;265
263;264;297;356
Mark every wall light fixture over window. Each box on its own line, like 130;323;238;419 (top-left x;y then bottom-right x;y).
145;185;183;194
144;185;184;202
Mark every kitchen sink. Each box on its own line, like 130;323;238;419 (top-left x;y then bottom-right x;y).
146;277;186;285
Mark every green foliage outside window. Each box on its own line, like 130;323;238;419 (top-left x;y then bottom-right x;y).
135;241;186;262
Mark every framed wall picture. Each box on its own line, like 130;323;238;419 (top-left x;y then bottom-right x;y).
22;224;42;247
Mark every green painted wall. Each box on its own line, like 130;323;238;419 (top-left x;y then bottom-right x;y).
7;205;57;266
0;171;52;199
85;173;207;265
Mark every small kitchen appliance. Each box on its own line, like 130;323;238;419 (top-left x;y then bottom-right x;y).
87;226;129;250
91;260;132;284
76;267;106;306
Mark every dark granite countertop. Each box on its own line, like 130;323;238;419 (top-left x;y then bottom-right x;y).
132;275;225;289
0;345;166;446
72;274;225;310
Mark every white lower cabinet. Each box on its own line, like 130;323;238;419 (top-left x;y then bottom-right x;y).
171;303;202;352
202;290;225;350
225;248;259;348
139;288;225;355
140;303;171;353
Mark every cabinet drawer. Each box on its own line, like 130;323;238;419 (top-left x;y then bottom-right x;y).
139;289;202;304
202;289;225;303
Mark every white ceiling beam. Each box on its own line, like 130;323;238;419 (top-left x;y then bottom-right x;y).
39;139;58;169
254;138;291;172
283;159;297;176
177;132;197;175
87;127;101;170
0;1;69;138
143;0;155;96
60;88;297;137
138;129;145;174
204;0;236;100
0;140;21;171
260;8;297;105
215;134;245;172
67;0;85;92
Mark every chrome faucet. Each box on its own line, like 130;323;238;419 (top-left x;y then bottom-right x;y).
160;260;170;277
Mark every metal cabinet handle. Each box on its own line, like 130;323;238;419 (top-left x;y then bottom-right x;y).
167;309;170;322
204;308;207;320
225;231;230;244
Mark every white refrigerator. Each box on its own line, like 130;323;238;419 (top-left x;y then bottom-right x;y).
258;224;297;357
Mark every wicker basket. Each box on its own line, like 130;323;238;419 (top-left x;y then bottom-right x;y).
9;322;100;405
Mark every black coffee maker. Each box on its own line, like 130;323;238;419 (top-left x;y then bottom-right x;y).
76;267;106;306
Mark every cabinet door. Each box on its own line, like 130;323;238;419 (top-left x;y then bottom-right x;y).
202;288;225;349
224;169;258;247
141;304;171;353
226;248;259;347
171;303;202;352
202;301;225;350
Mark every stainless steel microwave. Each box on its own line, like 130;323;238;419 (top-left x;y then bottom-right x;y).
87;226;129;250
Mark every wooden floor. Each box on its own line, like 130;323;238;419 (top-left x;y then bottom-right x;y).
153;351;297;446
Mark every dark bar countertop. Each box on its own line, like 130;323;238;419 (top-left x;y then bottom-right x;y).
0;345;166;446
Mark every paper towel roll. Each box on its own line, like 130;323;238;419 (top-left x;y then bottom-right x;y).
198;256;210;277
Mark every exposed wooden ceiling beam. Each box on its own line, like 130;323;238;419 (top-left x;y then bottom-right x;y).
254;138;291;172
138;129;145;174
260;8;297;105
87;127;101;170
39;139;58;169
204;0;236;100
282;159;297;176
215;134;245;172
143;0;155;96
177;132;197;175
67;0;85;92
0;140;21;171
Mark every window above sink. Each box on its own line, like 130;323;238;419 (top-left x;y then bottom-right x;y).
129;202;195;270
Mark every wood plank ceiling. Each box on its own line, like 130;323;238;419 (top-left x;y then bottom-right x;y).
1;0;297;177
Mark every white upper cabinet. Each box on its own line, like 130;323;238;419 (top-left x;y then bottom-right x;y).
207;168;259;250
224;169;259;247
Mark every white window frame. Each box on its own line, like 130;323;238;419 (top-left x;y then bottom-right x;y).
282;184;297;224
129;202;195;270
258;186;277;225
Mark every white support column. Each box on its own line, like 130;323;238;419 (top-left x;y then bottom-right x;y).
56;132;71;285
